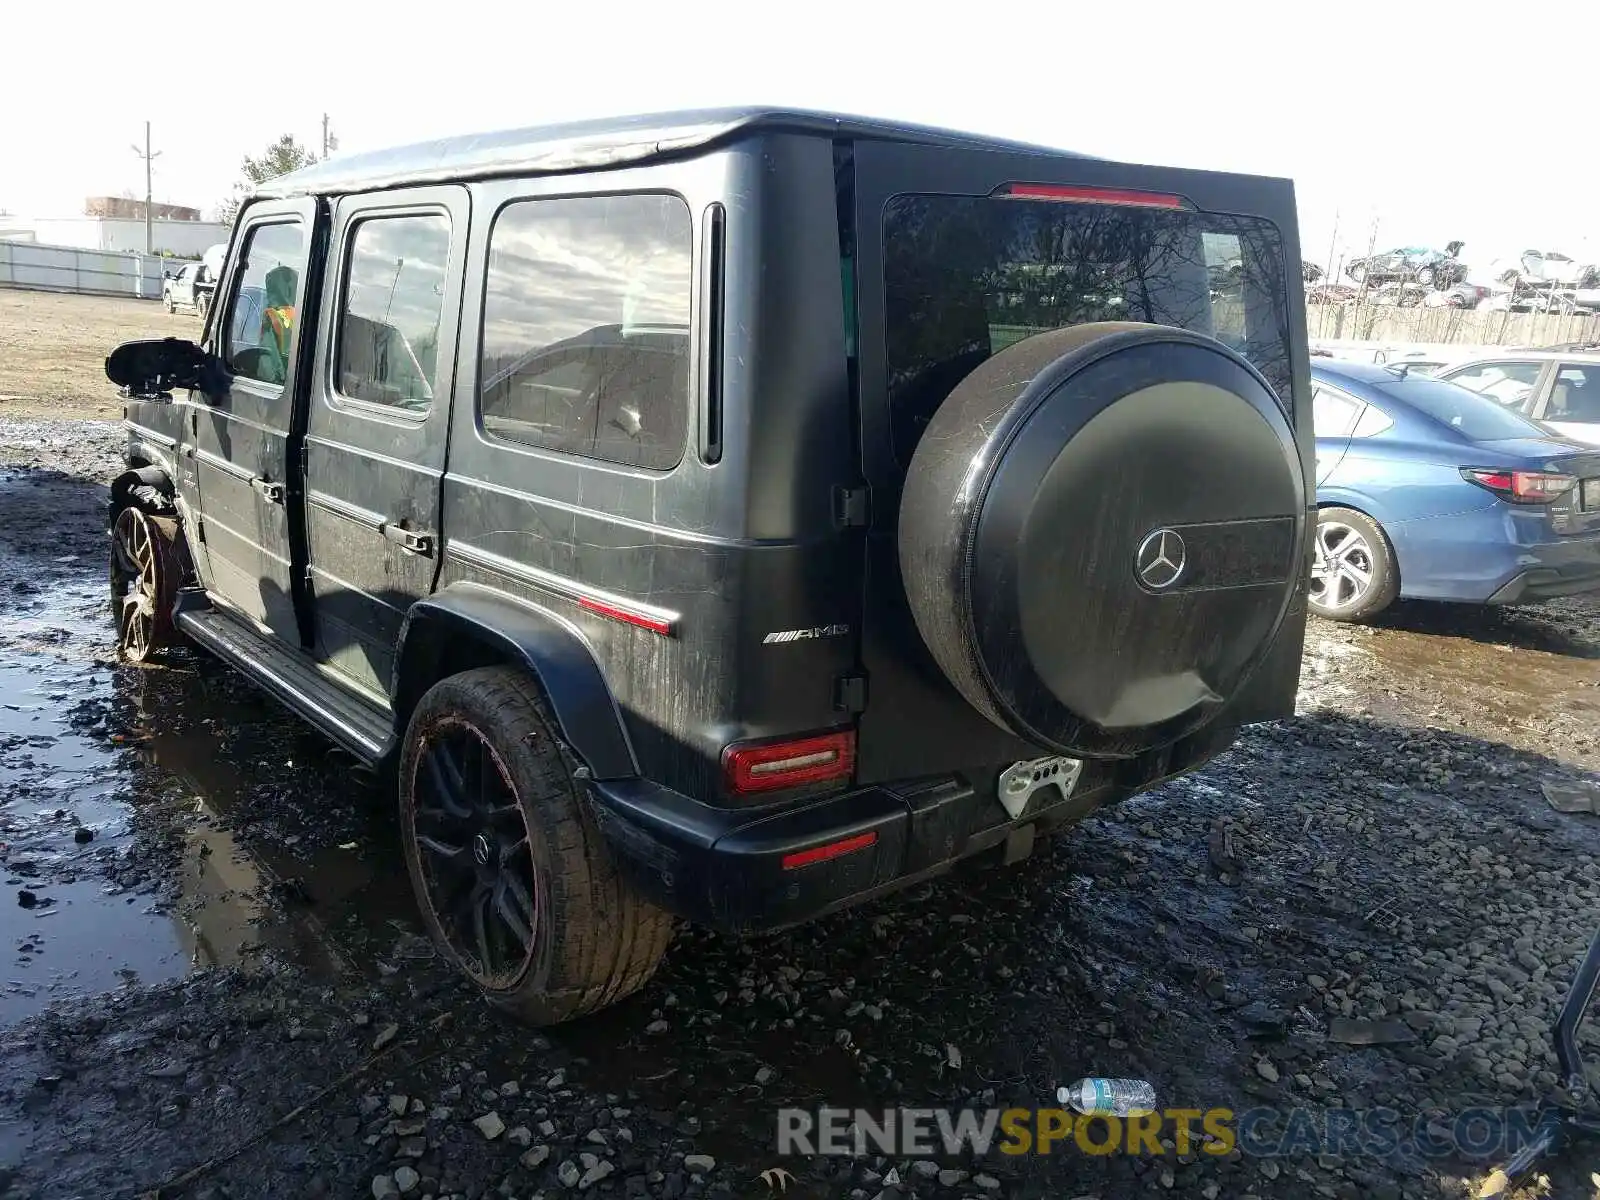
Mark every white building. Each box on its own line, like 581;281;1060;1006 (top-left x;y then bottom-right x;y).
0;215;228;258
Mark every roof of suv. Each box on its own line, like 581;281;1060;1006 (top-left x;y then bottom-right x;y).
258;107;1091;198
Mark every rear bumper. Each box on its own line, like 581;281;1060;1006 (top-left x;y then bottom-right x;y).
1396;506;1600;604
1486;562;1600;604
585;724;1241;933
1486;530;1600;603
587;772;1112;933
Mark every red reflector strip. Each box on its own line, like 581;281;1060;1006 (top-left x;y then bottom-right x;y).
997;182;1186;208
781;831;878;871
578;596;674;636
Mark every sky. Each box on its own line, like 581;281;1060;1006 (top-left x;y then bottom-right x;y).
4;0;1596;277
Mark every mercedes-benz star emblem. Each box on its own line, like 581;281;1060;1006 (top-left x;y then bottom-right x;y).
1135;528;1187;591
472;833;493;866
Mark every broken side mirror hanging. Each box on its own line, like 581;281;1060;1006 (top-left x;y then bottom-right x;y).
104;338;231;402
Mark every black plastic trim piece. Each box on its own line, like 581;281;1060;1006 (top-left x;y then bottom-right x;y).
699;203;726;465
394;582;638;780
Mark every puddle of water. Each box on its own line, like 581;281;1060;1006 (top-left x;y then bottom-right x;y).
3;879;189;1023
0;648;193;1023
139;720;417;977
0;565;417;1026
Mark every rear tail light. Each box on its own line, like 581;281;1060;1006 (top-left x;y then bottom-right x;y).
993;182;1188;209
722;730;856;796
1461;468;1576;504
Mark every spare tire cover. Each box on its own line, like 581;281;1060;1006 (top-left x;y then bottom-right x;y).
898;322;1305;758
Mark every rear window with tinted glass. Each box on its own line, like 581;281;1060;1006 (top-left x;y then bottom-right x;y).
883;195;1293;463
1375;376;1550;442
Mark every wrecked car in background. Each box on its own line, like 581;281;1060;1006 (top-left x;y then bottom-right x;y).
1346;245;1468;289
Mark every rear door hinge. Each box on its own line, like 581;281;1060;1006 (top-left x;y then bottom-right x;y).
833;484;871;529
834;672;868;714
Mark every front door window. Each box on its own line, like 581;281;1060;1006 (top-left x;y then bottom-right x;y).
224;221;308;387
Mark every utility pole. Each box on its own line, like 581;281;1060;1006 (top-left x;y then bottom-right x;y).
130;121;161;255
321;113;338;160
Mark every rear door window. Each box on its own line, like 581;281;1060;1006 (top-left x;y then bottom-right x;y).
479;193;692;471
334;212;452;413
883;194;1292;463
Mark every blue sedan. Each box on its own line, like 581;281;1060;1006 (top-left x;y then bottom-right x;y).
1311;361;1600;620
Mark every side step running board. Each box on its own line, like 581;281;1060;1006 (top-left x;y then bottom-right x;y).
176;608;394;763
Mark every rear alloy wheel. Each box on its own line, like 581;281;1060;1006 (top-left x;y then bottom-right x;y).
195;291;210;322
399;667;673;1025
110;506;182;661
1309;507;1398;622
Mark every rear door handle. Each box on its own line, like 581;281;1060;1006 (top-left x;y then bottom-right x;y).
251;477;284;504
381;523;434;557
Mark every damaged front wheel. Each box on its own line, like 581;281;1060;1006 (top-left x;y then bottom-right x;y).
110;506;183;662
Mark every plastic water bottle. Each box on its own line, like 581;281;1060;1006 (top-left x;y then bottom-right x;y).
1057;1077;1157;1117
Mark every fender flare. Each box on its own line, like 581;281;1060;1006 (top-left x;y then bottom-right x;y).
1316;488;1398;528
1315;489;1407;578
393;582;637;780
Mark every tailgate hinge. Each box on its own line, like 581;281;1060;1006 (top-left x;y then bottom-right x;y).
833;484;871;529
834;672;868;714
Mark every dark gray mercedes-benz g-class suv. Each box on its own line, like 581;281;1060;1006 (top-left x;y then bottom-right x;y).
106;108;1313;1024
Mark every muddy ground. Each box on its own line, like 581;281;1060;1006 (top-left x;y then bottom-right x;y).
3;370;1600;1198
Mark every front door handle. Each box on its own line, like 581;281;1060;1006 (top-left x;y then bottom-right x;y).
251;477;284;504
380;522;434;557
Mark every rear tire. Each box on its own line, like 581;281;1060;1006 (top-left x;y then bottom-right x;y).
1309;507;1398;622
195;290;210;322
398;667;673;1026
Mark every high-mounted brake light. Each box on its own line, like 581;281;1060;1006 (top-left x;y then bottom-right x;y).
995;183;1187;209
1461;468;1576;505
722;730;856;795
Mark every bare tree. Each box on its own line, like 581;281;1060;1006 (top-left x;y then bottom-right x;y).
216;135;318;227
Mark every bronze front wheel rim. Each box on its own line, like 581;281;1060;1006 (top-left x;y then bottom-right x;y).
110;507;161;661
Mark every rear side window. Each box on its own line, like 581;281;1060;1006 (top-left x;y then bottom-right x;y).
480;194;692;470
883;194;1292;463
1312;386;1361;438
335;212;452;413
